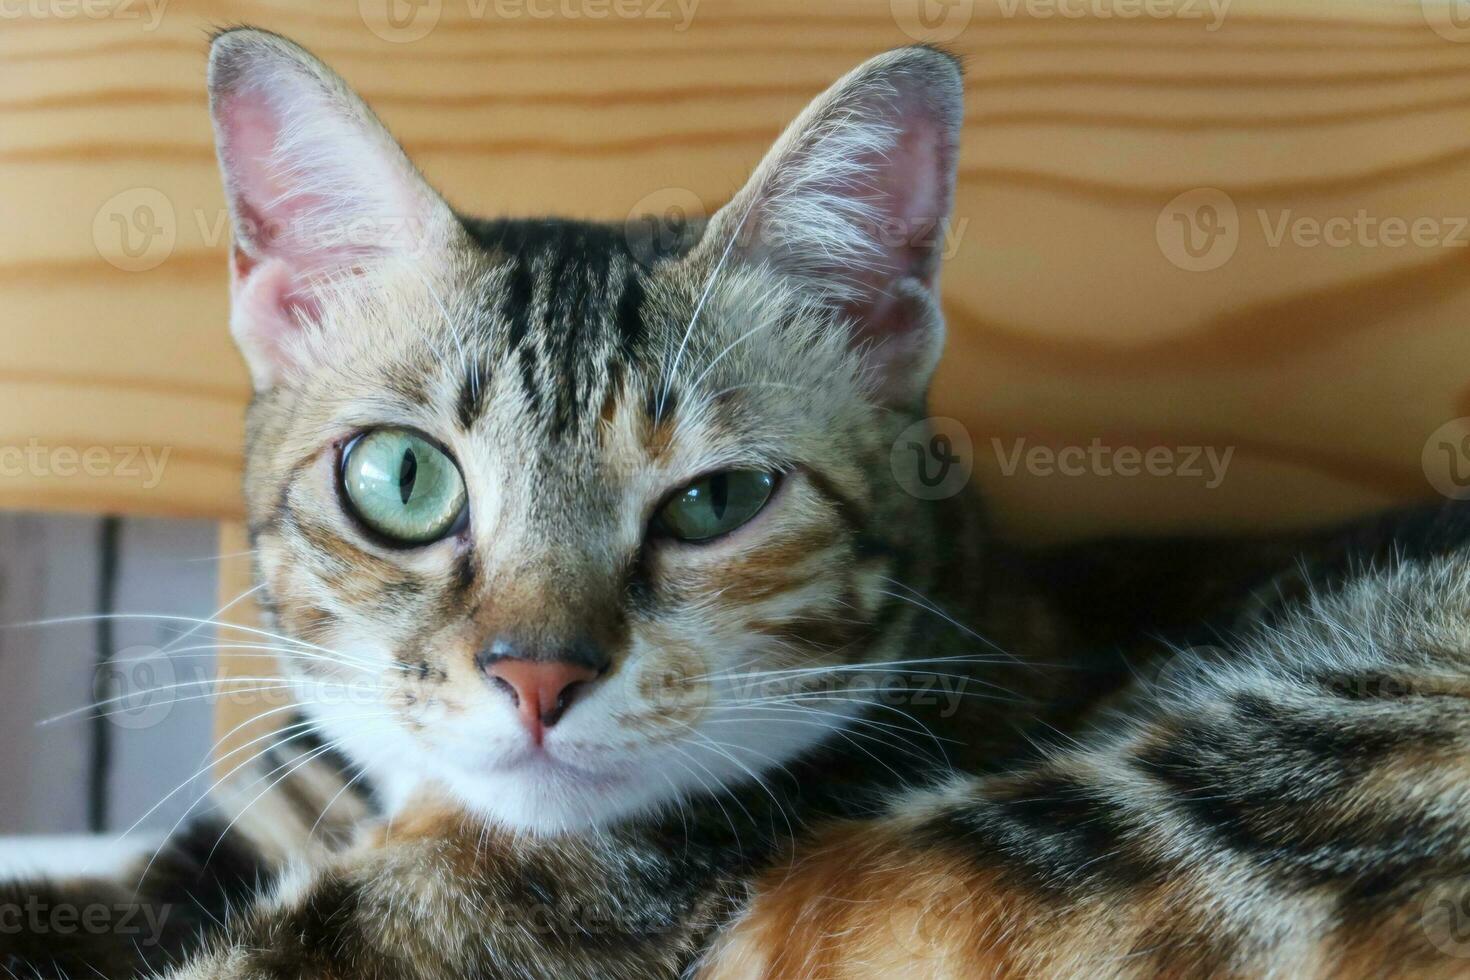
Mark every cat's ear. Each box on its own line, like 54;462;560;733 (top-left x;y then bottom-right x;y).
207;28;459;390
702;46;963;409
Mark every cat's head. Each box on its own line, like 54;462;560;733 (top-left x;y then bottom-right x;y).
208;28;964;832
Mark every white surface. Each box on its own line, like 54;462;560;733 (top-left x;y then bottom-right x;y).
0;833;160;879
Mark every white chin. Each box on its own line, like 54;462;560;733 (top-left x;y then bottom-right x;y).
427;707;859;835
435;760;675;834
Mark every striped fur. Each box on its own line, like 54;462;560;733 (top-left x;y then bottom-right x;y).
8;27;1470;980
702;533;1470;978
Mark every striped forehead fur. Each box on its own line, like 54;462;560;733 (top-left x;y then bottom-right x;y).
216;29;971;835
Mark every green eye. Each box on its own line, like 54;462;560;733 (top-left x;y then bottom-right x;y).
656;470;776;542
341;429;466;545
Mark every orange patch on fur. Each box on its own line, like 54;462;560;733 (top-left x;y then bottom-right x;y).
642;408;677;459
699;822;1035;980
720;529;841;604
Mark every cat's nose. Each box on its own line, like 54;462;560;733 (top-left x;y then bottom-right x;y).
476;646;602;744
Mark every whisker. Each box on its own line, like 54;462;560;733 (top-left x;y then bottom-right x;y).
39;676;315;726
680;729;797;843
307;766;371;844
134;711;390;885
657;188;762;422
6;613;380;666
155;583;266;660
203;734;362;870
663;744;746;853
117;705;342;844
877;578;1027;662
114;641;381;676
689;652;1020;685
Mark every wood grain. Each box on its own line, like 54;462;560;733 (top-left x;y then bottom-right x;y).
213;520;289;770
5;0;1470;543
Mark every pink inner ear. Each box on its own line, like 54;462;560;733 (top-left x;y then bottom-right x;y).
218;84;382;382
851;97;949;298
218;88;354;267
833;95;951;358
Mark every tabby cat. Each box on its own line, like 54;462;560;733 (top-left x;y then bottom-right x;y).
5;27;1470;979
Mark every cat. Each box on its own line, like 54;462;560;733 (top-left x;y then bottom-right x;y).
6;26;1470;980
7;27;1078;979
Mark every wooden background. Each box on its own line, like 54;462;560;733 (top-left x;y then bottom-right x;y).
5;0;1470;549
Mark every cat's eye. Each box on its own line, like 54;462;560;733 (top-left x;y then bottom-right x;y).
340;429;467;545
655;470;776;543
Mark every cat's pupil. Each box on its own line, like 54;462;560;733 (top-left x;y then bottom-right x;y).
708;473;729;519
398;448;418;505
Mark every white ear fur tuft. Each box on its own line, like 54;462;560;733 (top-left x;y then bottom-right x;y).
701;46;964;409
207;28;458;389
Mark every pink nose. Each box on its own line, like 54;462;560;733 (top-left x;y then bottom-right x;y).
482;657;598;744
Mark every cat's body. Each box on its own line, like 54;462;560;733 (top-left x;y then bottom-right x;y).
5;28;1470;980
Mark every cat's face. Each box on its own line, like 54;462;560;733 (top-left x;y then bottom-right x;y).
209;29;962;832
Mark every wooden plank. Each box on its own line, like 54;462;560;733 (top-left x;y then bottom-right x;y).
212;520;289;773
4;0;1469;539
